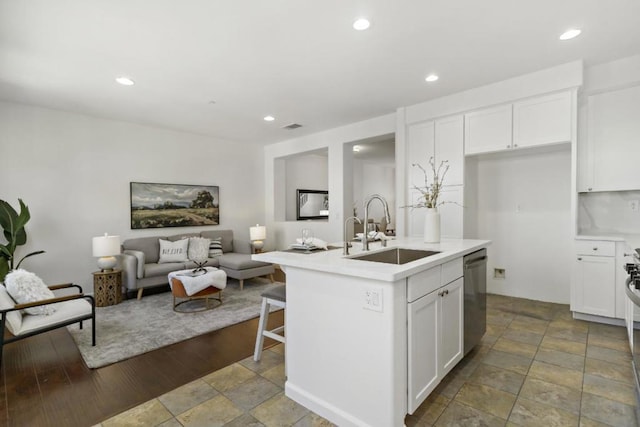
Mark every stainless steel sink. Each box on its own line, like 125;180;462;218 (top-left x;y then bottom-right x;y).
348;248;440;265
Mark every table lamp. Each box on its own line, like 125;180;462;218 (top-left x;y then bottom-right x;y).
250;224;266;252
92;233;121;271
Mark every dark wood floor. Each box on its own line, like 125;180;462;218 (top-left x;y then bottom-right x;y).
0;305;284;427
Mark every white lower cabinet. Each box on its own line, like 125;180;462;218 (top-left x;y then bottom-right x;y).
408;277;463;414
571;239;616;317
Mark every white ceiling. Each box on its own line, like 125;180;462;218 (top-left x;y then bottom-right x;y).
1;1;639;145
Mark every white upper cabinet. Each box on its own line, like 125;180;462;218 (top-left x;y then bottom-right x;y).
513;91;572;148
464;91;573;156
407;115;464;187
407;121;435;187
583;84;640;192
464;104;513;155
434;115;464;186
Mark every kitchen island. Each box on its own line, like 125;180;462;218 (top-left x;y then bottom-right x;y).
253;237;490;427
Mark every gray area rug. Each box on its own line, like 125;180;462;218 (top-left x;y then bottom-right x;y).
68;279;281;368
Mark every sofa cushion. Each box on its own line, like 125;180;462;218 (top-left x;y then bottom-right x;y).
200;230;234;253
123;236;166;264
145;262;186;278
168;233;200;242
218;253;271;270
4;269;56;315
158;238;189;263
186;258;219;269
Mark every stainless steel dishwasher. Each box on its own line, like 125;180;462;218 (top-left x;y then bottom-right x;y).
463;249;487;354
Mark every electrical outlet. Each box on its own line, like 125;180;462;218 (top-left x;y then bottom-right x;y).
364;288;383;312
629;200;639;212
494;268;506;279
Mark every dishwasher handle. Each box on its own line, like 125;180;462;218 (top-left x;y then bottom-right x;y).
464;256;487;269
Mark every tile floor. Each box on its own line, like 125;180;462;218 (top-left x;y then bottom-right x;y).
98;294;637;426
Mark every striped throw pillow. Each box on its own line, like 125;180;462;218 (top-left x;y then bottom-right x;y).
209;237;223;257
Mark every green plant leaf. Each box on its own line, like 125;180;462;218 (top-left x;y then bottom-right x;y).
0;259;8;282
0;199;29;246
15;250;46;269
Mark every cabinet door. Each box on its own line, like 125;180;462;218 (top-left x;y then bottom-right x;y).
464;104;512;155
435;115;464;186
440;278;464;375
407;121;435;187
572;255;616;317
587;85;640;192
407;289;439;414
513;91;572;149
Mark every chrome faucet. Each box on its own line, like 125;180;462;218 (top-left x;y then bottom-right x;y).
344;216;362;255
362;194;391;251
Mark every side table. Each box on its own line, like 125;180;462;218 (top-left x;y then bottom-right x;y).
93;269;122;307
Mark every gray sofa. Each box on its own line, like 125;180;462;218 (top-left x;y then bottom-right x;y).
116;229;274;299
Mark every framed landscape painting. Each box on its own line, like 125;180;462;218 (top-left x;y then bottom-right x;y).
130;182;220;229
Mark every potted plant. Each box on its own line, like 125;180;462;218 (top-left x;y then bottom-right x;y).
0;199;45;282
406;157;450;243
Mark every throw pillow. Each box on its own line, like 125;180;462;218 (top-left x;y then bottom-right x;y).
188;237;211;262
209;237;223;258
158;238;189;263
4;269;56;315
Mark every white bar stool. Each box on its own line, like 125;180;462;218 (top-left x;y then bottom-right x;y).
253;284;286;361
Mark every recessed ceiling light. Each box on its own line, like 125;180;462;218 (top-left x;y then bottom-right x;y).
353;145;360;152
353;18;370;31
559;28;581;40
115;76;135;86
425;74;439;83
264;115;275;122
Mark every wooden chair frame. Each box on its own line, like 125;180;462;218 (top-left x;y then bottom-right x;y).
0;283;95;367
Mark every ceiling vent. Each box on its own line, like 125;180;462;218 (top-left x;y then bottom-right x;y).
282;123;302;130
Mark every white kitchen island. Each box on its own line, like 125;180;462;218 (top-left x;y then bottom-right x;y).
253;238;490;427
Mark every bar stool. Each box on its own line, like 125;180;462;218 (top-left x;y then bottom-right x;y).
253;284;286;361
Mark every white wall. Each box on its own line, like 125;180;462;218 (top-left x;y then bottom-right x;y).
472;147;573;303
284;153;328;221
353;160;395;223
263;114;396;249
0;101;264;293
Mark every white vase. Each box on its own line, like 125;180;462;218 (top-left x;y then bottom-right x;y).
423;208;441;243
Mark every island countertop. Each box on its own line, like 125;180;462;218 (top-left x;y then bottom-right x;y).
252;237;491;282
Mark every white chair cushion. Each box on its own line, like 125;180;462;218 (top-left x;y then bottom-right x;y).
4;269;56;315
0;285;22;335
17;298;92;336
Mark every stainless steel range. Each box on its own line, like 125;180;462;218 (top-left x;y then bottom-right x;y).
624;254;640;425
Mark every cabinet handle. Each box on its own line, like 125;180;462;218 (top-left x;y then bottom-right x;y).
445;289;449;295
593;247;598;251
513;144;518;148
577;257;582;261
588;187;592;191
507;144;511;148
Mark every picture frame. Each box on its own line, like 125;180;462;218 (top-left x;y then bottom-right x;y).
296;189;329;220
130;182;220;229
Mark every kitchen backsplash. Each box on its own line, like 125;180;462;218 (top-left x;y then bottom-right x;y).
578;190;640;234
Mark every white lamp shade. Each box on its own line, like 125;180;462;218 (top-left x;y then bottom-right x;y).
250;225;266;241
92;234;121;257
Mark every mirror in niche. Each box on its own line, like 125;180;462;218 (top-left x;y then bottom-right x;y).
296;189;329;220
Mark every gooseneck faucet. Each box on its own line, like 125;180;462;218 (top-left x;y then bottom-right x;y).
344;216;362;255
362;194;391;251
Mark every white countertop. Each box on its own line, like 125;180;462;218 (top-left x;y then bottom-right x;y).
252;238;491;282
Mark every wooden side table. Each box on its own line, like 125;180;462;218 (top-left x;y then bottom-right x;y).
93;269;122;307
